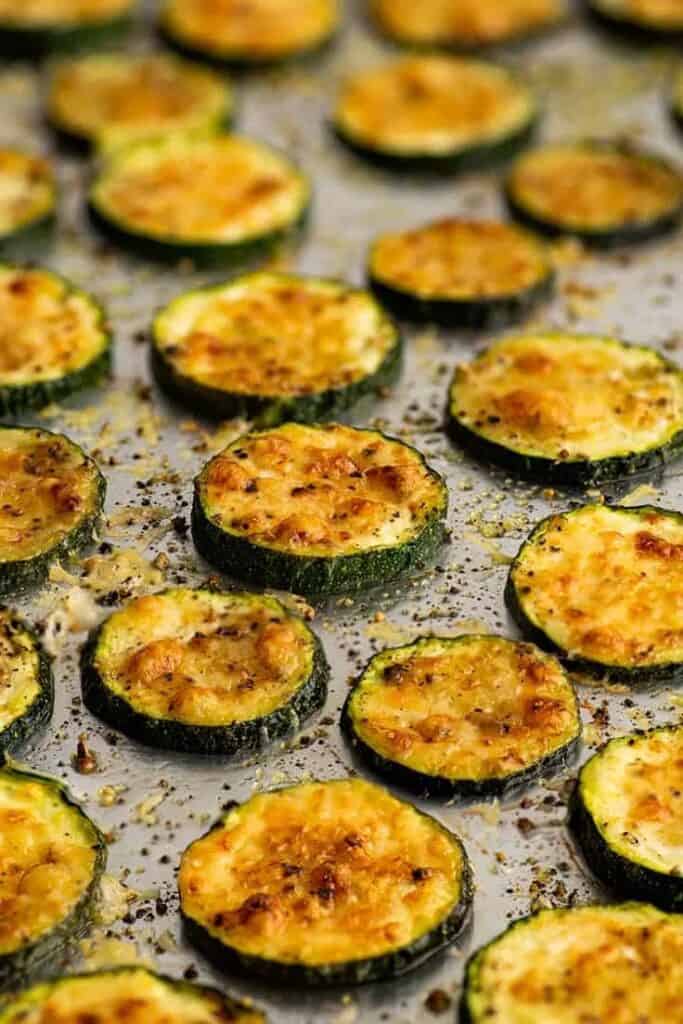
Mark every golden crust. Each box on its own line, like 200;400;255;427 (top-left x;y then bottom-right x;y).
0;0;131;24
0;150;53;237
371;0;565;46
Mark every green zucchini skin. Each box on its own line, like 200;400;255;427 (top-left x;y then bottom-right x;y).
585;0;683;43
158;21;338;71
0;12;132;59
0;614;53;754
0;215;56;263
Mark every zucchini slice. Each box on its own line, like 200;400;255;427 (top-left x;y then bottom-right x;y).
192;422;448;595
460;902;683;1024
88;134;310;266
179;777;472;985
342;635;580;799
0;966;266;1023
587;0;683;39
571;726;683;910
0;610;52;753
506;503;683;683
47;52;233;152
152;272;402;425
160;0;339;67
0;265;110;415
448;331;683;485
506;141;683;247
0;0;134;57
370;0;567;49
0;763;106;988
0;150;55;260
81;587;328;755
333;56;537;173
368;219;554;328
0;426;105;598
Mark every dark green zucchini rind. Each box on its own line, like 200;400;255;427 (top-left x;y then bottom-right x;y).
671;71;683;136
0;612;53;754
585;0;683;43
0;152;56;262
0;8;133;59
158;19;338;71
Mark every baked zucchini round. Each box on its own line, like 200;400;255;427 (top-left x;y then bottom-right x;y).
179;777;472;985
81;588;328;756
571;725;683;910
0;150;55;260
0;967;264;1023
448;331;683;485
88;134;310;266
152;272;402;425
0;265;110;416
0;0;134;57
460;902;683;1024
342;635;580;799
333;56;537;173
587;0;683;40
0;426;105;598
192;422;448;595
160;0;339;67
47;52;233;152
506;141;683;247
0;763;106;988
370;0;567;49
368;219;554;327
506;503;683;684
0;610;52;754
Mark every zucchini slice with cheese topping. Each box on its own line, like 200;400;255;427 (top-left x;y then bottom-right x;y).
47;52;233;152
152;272;402;425
343;635;580;799
192;422;448;595
88;134;310;266
179;777;472;985
368;219;554;328
160;0;339;67
460;902;683;1024
81;588;328;755
587;0;683;40
571;726;683;910
0;151;55;260
0;426;105;598
506;141;683;247
0;265;110;416
0;610;52;754
0;763;106;988
506;504;683;684
448;331;683;485
0;0;134;58
0;967;266;1024
333;56;537;173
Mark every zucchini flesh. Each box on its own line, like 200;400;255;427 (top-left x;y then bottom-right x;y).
370;0;566;48
461;903;683;1024
82;587;328;755
506;142;683;246
507;503;683;682
343;635;580;798
0;151;55;253
333;56;537;172
571;725;683;909
152;272;402;424
589;0;683;36
0;764;106;987
368;218;553;327
88;134;310;265
0;0;134;56
448;331;683;484
0;966;265;1023
179;777;472;985
0;610;52;753
192;422;448;595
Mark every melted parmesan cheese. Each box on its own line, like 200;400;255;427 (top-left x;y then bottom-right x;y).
0;612;41;735
0;150;54;238
509;144;683;232
370;219;550;300
370;0;565;46
197;423;446;557
155;273;398;398
467;904;683;1024
451;332;683;462
511;505;683;668
592;0;683;29
336;57;534;157
92;135;308;244
94;589;316;726
349;636;578;781
179;778;466;966
0;0;131;25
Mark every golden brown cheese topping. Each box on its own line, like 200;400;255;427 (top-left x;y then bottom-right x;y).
179;778;465;965
335;56;533;156
0;150;54;237
511;505;683;668
0;0;131;24
509;144;683;231
451;333;683;462
593;0;683;28
350;637;578;781
161;0;338;59
198;423;445;557
0;611;40;732
370;220;550;300
155;274;397;398
370;0;565;46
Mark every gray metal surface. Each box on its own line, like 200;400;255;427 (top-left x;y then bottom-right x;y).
1;2;682;1020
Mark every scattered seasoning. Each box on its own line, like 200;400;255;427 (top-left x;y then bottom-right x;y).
74;734;98;774
425;989;452;1015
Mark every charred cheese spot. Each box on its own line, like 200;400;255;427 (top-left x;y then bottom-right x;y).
370;0;565;46
0;611;42;738
592;0;683;29
0;150;54;239
0;0;131;25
